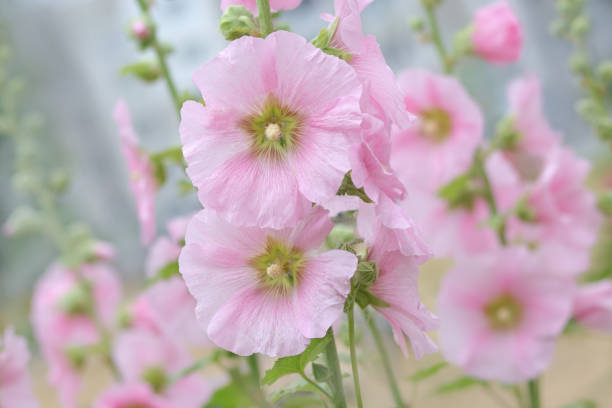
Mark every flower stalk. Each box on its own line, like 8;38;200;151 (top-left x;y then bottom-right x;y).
256;0;274;37
347;303;363;408
323;328;348;408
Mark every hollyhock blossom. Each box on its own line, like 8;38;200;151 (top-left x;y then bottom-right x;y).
470;1;522;64
573;281;612;332
391;69;483;191
438;247;575;382
146;214;192;278
93;383;170;408
181;31;361;229
31;262;122;408
114;100;156;245
179;206;357;357
221;0;301;14
0;327;39;408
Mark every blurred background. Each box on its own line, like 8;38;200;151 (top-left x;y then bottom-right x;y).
1;0;611;407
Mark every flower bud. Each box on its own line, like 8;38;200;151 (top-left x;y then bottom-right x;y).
219;6;258;41
576;98;605;124
597;60;612;84
470;1;522;65
131;19;151;40
2;206;43;236
570;15;590;39
142;367;168;393
409;17;425;32
58;283;93;316
569;53;589;75
50;169;70;193
494;116;522;150
120;60;161;83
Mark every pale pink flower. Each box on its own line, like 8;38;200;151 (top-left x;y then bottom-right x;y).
114;100;156;245
179;206;357;357
221;0;301;14
391;69;483;191
0;327;39;408
573;281;612;332
131;19;150;40
471;1;522;64
93;383;170;408
368;251;438;359
181;31;361;229
146;214;193;278
438;247;575;383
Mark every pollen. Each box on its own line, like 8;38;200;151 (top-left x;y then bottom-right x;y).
266;263;284;278
265;123;282;141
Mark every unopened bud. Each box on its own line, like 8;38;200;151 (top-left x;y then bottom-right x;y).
219;6;257;41
597;60;612;83
131;19;150;40
50;169;70;193
2;206;43;236
570;15;590;39
569;53;589;75
58;284;93;316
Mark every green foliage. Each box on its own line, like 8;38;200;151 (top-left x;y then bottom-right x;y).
311;17;353;63
262;336;331;385
408;362;448;382
205;382;253;408
336;171;372;203
435;376;485;394
437;173;477;210
120;60;161;82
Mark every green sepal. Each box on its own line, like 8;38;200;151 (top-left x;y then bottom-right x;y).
437;172;478;210
336;171;373;203
312;363;330;382
120;60;161;82
219;5;259;41
355;289;390;309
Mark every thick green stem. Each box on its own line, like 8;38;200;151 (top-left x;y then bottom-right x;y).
256;0;273;37
527;379;540;408
347;305;363;408
423;4;452;73
364;309;406;408
247;354;261;388
323;328;347;408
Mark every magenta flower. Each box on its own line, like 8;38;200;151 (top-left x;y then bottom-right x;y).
0;327;39;408
471;1;523;65
114;100;156;245
391;69;483;191
179;206;357;356
438;247;575;382
573;281;612;332
221;0;301;14
93;383;171;408
181;31;361;229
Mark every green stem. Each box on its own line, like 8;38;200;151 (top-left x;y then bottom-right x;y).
527;379;540;408
256;0;273;37
299;372;334;401
473;148;507;245
247;354;261;388
423;4;452;73
347;305;363;408
364;309;406;408
323;328;347;408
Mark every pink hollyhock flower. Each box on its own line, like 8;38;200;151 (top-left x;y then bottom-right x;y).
181;31;361;229
471;1;522;64
438;247;575;383
31;262;122;408
573;281;612;332
179;206;357;356
114;100;156;245
221;0;301;14
0;327;39;408
146;214;193;278
93;383;170;408
391;69;483;191
368;251;438;359
130;19;150;40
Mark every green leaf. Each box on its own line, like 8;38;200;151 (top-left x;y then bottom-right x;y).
205;382;252;408
437;173;477;209
408;362;448;382
562;400;597;408
312;363;330;382
435;376;485;394
120;61;161;82
262;336;331;385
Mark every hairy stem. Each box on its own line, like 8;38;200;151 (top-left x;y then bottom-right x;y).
323;328;348;408
256;0;273;37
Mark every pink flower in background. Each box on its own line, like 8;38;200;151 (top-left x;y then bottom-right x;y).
368;251;438;359
391;69;483;191
181;31;361;229
471;1;522;64
130;19;150;40
438;247;575;383
179;206;357;357
573;281;612;332
221;0;301;14
146;214;193;278
0;327;39;408
114;100;156;246
93;383;170;408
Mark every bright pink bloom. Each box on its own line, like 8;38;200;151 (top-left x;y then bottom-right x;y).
573;281;612;332
114;100;156;245
93;383;170;408
438;247;574;383
31;263;122;408
179;206;357;356
221;0;301;14
391;69;483;191
0;327;39;408
368;251;438;359
181;31;361;229
471;1;522;64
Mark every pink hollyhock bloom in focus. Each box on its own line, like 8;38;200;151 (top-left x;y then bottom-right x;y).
146;214;193;278
114;100;156;245
93;383;170;408
573;281;612;332
438;247;575;383
179;206;357;357
471;1;522;64
181;31;361;229
391;69;483;191
31;263;122;408
221;0;301;14
0;327;39;408
368;251;438;359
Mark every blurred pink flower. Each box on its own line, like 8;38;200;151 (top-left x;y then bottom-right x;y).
146;214;193;278
391;69;483;191
438;247;574;383
471;1;522;64
573;281;612;332
179;206;357;357
221;0;301;14
93;383;171;408
114;100;156;246
130;19;150;40
181;31;361;229
0;327;39;408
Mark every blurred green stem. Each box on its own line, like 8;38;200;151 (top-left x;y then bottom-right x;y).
423;3;453;73
347;304;363;408
324;328;347;408
527;379;540;408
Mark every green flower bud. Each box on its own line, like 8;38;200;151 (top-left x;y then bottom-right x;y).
597;60;612;83
58;283;93;316
219;6;258;40
409;17;425;32
356;261;378;287
576;98;605;124
325;224;356;250
515;196;537;223
50;169;70;194
65;346;88;370
596;119;612;141
569;53;589;75
120;60;161;83
3;206;43;236
142;366;168;393
452;25;475;57
569;15;590;39
494;116;522;150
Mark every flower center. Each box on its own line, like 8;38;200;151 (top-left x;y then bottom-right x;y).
240;96;303;160
484;293;523;331
250;237;304;295
420;108;452;142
